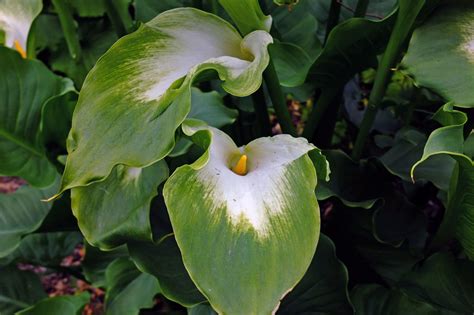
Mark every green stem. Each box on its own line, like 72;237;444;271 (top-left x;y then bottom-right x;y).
210;0;219;14
313;89;342;147
324;0;341;44
302;88;339;140
263;60;296;136
252;86;272;137
354;0;370;17
351;3;423;160
52;0;81;61
105;0;133;37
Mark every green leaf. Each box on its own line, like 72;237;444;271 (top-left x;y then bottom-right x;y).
411;103;474;257
351;284;440;315
0;47;73;187
128;235;206;307
402;1;474;108
104;258;160;315
163;120;321;314
0;265;46;315
82;243;128;288
316;150;381;209
16;292;90;315
189;88;238;128
379;128;455;190
59;8;272;194
217;0;271;35
71;161;168;250
0;179;59;258
188;304;216;315
271;1;321;57
269;42;312;87
308;10;396;88
0;0;42;54
399;252;474;313
277;234;353;315
1;232;82;266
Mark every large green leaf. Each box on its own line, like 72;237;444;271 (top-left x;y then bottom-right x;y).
269;42;312;87
128;235;206;307
0;265;46;315
16;293;90;315
163;120;322;314
411;103;474;258
0;179;59;257
277;234;353;315
59;8;272;195
217;0;271;35
71;161;168;250
0;0;42;54
402;1;474;108
104;258;160;315
0;47;73;187
1;232;82;266
399;252;474;313
134;0;192;23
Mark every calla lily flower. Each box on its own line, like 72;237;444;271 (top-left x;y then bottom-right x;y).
0;0;42;58
164;120;329;314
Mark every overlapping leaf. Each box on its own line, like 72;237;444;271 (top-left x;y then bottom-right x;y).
59;8;272;194
411;103;474;258
0;47;73;187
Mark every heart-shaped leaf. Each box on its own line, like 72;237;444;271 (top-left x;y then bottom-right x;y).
16;292;90;315
402;1;474;108
0;47;73;187
163;120;325;314
59;8;272;195
71;161;169;250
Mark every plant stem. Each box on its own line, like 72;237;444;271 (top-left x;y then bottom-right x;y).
313;89;342;147
52;0;81;60
263;60;296;136
324;0;341;44
105;0;133;37
354;0;370;18
351;2;423;160
252;86;272;137
302;87;339;140
210;0;219;14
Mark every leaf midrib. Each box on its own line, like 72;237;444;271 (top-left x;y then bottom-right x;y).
0;128;43;157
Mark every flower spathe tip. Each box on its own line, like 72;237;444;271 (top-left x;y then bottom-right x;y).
232;154;248;176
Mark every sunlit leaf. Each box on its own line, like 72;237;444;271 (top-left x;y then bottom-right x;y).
402;1;474;107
